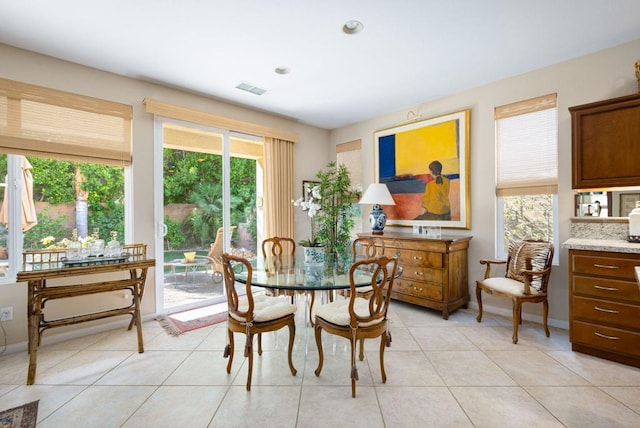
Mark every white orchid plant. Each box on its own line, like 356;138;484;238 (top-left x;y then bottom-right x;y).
292;183;322;247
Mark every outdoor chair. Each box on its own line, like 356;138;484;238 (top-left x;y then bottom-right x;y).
206;226;237;282
475;239;554;344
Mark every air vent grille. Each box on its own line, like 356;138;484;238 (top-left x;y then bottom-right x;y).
235;82;267;95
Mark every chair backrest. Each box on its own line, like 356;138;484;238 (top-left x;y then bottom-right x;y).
262;237;296;273
351;237;385;262
222;252;253;322
348;255;398;328
261;237;296;257
208;226;237;261
505;240;554;293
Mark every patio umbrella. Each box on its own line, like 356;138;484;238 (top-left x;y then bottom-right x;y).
0;156;38;232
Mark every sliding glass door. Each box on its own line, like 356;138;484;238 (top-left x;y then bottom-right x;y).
154;118;263;313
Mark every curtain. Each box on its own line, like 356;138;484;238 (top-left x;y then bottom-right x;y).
264;137;295;239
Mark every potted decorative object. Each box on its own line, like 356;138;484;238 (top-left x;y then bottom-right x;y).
292;181;324;264
314;161;360;269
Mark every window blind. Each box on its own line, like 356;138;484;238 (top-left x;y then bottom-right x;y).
495;94;558;196
0;78;132;166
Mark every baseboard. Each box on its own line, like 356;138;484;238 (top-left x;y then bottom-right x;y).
465;301;569;330
0;312;159;355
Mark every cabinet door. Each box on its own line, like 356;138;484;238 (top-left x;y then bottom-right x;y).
570;94;640;189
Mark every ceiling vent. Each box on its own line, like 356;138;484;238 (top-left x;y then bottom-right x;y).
235;82;267;95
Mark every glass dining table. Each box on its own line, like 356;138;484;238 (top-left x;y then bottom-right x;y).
232;251;397;352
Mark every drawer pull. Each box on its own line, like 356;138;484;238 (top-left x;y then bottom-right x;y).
414;271;423;277
412;256;424;262
411;286;423;292
593;306;620;314
592;263;619;270
594;285;619;291
594;332;619;340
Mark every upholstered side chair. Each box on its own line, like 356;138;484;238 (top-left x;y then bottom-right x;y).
475;240;555;344
313;255;398;397
221;253;297;391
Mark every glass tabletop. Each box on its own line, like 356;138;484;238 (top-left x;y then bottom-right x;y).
232;253;386;291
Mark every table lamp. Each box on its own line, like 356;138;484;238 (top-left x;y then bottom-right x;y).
359;183;396;235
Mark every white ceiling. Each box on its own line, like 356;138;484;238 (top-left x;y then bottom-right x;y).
1;1;640;130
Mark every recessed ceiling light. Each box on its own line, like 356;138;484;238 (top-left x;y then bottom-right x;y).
275;66;291;75
342;20;363;35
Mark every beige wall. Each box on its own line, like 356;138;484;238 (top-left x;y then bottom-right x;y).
0;43;330;348
330;38;640;326
2;38;639;348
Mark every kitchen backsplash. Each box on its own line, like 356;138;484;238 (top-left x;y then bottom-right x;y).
570;217;629;240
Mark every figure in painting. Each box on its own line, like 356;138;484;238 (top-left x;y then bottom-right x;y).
415;160;451;220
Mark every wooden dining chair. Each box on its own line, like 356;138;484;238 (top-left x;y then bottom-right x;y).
340;237;387;299
261;237;296;301
221;253;297;391
476;239;554;344
313;255;398;398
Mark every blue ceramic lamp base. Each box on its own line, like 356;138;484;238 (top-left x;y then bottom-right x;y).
369;204;387;235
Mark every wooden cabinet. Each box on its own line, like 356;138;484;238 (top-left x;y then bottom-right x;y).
570;93;640;189
358;232;472;319
568;249;640;368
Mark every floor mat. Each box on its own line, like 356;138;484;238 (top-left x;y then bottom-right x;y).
156;303;227;336
0;400;38;428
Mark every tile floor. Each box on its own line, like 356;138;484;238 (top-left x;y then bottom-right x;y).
1;301;639;427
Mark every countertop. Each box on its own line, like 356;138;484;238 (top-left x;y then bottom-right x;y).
563;238;640;254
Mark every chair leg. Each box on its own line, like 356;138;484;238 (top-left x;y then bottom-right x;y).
258;333;263;355
512;300;521;344
287;321;297;376
359;338;365;361
379;332;387;384
350;337;358;398
543;299;550;337
246;334;254;391
475;285;483;323
313;325;324;377
226;329;234;374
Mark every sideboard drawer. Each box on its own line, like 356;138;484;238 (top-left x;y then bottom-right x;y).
573;296;640;329
571;254;639;280
394;279;442;301
573;320;640;357
394;248;443;268
572;275;640;303
401;266;443;283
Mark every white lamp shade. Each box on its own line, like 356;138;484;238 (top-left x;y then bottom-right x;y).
359;183;396;205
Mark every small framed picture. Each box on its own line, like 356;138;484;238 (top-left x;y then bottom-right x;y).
619;193;640;217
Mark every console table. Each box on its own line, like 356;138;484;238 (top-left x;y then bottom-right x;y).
358;233;472;319
16;244;155;384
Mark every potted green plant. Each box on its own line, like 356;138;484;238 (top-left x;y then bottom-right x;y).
314;161;360;261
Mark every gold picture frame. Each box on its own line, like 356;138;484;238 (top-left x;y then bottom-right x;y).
373;109;470;229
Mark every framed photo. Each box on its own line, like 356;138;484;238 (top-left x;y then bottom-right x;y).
302;180;320;202
373;109;470;229
619;193;640;217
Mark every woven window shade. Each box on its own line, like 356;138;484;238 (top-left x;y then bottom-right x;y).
495;94;558;196
0;78;132;166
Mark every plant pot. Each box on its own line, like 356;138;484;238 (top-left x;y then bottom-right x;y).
303;246;324;265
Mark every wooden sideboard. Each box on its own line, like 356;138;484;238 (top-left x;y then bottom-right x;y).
16;245;155;384
568;249;640;368
358;233;472;319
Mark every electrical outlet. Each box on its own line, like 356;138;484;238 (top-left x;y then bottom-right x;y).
0;306;13;322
